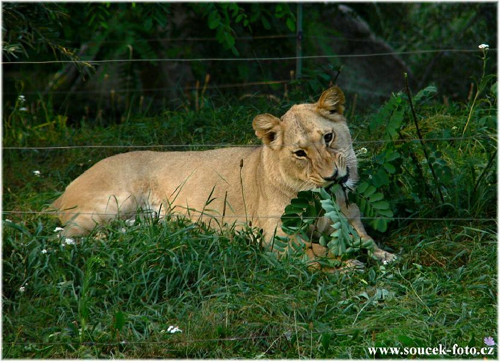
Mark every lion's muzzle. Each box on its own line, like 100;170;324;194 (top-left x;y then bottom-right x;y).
323;166;350;184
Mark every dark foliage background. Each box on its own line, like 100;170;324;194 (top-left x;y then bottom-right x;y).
3;2;497;121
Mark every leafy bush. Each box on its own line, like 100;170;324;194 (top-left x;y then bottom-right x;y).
275;185;378;263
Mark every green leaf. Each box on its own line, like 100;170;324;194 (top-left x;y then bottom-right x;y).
297;190;314;199
230;46;240;56
291;198;310;208
284;205;304;215
369;193;384;202
324;211;340;222
286;17;296;32
261;15;271;29
356;182;369;193
364;186;376;198
208;10;220;29
330;229;341;238
371;218;388;232
376;209;394;217
413;85;437;104
384;163;396;174
385;151;401;162
224;32;235;47
372;168;390;188
372;201;390;210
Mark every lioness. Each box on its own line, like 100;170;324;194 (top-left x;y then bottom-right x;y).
52;86;395;268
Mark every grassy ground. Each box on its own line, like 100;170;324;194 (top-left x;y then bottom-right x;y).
3;91;497;358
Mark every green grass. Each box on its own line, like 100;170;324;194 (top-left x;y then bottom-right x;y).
3;91;497;358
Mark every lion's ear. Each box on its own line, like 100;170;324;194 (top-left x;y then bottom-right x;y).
252;113;282;148
316;86;345;116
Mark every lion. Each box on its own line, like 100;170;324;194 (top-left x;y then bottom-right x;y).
52;86;396;269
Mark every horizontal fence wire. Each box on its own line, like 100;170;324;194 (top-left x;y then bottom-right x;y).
3;135;496;150
66;34;486;48
3;48;495;65
2;211;496;222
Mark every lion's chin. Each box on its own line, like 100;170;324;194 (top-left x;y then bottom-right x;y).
319;178;351;190
320;180;334;188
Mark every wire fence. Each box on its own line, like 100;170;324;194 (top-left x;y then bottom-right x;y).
2;210;496;223
2;135;496;151
59;33;487;48
4;34;497;226
3;48;494;65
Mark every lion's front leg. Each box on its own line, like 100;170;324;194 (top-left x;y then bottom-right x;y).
335;195;397;264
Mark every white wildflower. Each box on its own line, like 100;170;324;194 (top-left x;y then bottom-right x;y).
478;44;489;49
120;228;127;233
452;126;458;130
54;227;64;233
167;325;182;334
19;286;26;293
19;107;28;112
5;219;12;223
33;170;41;177
64;238;75;245
125;218;136;226
42;249;48;254
18;95;26;102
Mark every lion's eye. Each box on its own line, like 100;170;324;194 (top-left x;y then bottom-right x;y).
324;132;334;144
294;150;307;158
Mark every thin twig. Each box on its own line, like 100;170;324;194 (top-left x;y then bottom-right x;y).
332;65;344;84
404;73;445;204
472;150;497;194
239;159;248;224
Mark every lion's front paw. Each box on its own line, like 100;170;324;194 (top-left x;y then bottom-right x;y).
373;248;397;265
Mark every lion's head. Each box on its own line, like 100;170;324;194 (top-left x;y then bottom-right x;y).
253;86;358;192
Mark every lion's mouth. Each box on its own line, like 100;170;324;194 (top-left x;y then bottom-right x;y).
316;167;351;189
337;167;350;185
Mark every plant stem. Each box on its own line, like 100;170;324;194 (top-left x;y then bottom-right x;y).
473;150;497;194
462;50;488;137
404;73;445;204
333;65;344;84
397;130;433;200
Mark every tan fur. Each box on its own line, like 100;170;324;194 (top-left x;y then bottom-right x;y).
52;86;395;267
